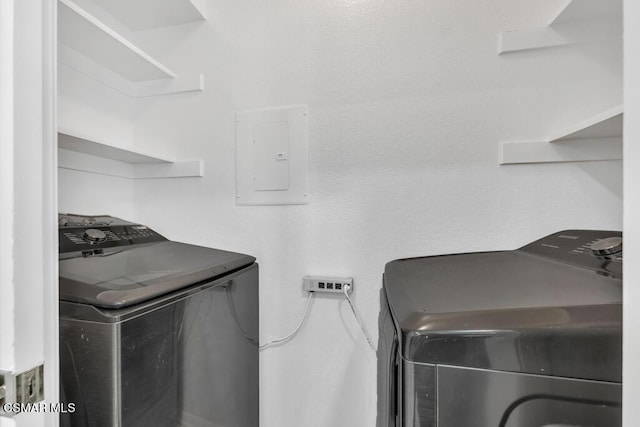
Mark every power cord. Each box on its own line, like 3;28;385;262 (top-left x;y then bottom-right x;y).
259;292;315;350
343;284;376;352
259;283;376;353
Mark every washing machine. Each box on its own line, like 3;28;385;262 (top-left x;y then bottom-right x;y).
58;214;259;426
377;230;622;427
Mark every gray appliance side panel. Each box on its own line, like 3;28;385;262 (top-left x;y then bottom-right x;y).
402;361;436;427
400;303;622;382
59;317;121;426
171;263;259;427
60;264;259;427
377;285;400;427
119;299;182;425
435;365;621;427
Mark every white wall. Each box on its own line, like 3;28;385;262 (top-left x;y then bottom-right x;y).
58;168;135;218
59;1;623;426
57;64;136;218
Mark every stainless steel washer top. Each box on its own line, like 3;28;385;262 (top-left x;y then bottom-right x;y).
58;214;255;308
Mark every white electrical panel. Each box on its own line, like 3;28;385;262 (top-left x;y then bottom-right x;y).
252;121;289;191
235;105;308;205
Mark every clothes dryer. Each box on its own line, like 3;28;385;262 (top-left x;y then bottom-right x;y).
377;230;622;427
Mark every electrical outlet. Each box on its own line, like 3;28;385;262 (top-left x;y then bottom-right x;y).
303;276;353;294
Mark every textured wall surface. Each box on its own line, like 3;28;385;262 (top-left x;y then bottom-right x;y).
58;168;135;218
58;1;623;426
58;60;136;218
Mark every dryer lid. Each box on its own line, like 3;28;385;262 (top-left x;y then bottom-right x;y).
384;230;622;382
59;241;255;309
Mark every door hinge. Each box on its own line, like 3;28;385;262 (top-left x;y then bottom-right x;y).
0;364;44;417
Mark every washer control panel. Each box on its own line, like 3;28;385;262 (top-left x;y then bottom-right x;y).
589;236;623;257
58;214;167;254
82;228;107;243
519;230;622;278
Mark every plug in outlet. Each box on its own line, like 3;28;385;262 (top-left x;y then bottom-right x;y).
303;276;353;294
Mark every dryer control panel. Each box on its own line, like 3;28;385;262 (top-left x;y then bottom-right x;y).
58;214;167;255
519;229;622;278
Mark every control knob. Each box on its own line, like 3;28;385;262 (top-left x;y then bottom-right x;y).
83;228;107;243
590;236;622;256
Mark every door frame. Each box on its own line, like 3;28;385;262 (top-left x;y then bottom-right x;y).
0;0;58;425
624;0;640;425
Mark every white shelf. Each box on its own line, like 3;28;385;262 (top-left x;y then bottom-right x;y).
57;128;204;179
501;105;623;165
58;128;174;163
550;105;622;142
58;0;173;81
91;0;206;31
548;0;622;26
57;0;204;96
498;0;622;54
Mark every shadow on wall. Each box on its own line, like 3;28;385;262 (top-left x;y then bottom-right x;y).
576;160;623;199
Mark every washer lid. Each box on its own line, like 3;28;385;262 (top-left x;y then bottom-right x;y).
59;241;255;309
